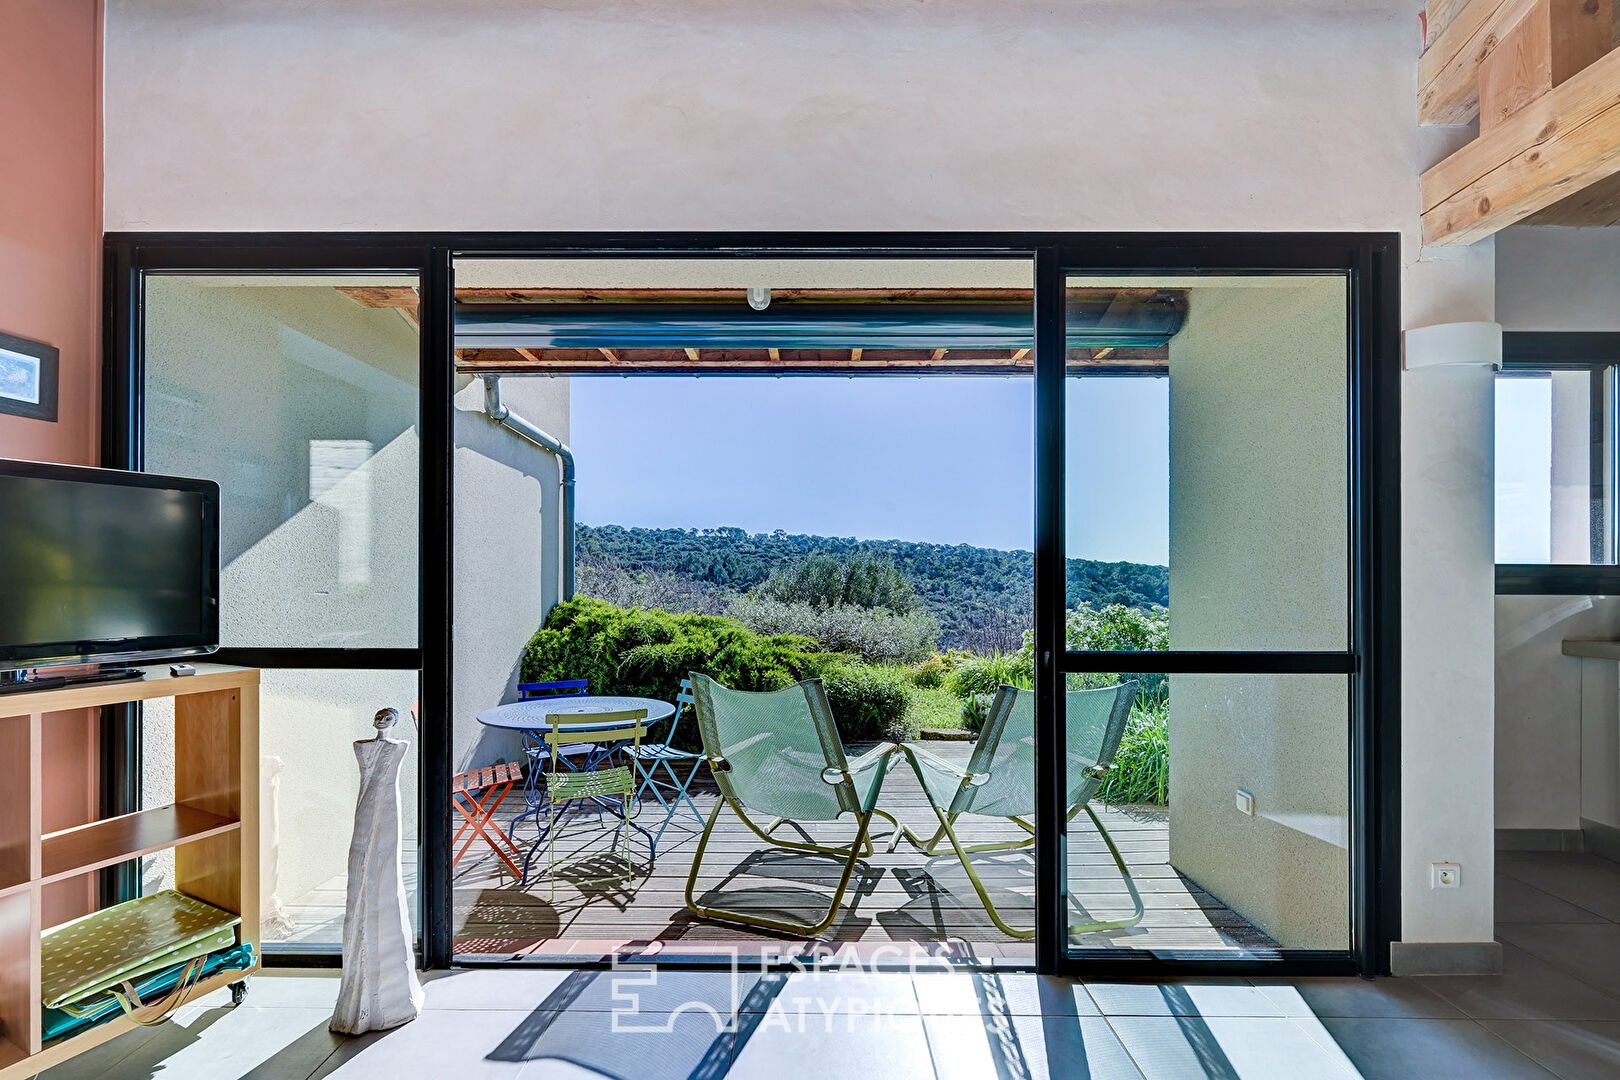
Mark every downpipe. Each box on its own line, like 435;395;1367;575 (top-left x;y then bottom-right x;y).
479;374;576;600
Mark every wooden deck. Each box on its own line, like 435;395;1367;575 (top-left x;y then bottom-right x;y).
439;742;1277;961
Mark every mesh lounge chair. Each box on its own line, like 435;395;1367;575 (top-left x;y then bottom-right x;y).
890;682;1142;939
684;673;901;935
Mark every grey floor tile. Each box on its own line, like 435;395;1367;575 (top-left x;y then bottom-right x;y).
186;970;342;1011
1421;943;1620;1021
1085;979;1284;1018
84;1006;348;1080
1497;854;1620;922
1248;976;1464;1018
1106;1016;1360;1079
1313;1018;1558;1080
750;971;920;1015
312;1009;533;1079
1497;874;1611;925
419;967;576;1011
1497;923;1620;998
494;1004;739;1079
34;1019;176;1080
925;1013;1144;1079
1481;1019;1620;1080
912;972;1099;1016
727;1011;935;1080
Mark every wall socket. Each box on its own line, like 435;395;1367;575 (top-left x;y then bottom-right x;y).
1432;862;1461;889
1235;789;1255;817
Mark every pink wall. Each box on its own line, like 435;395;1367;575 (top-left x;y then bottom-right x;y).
1;0;105;926
0;0;102;466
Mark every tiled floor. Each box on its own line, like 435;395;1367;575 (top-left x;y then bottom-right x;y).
34;852;1620;1079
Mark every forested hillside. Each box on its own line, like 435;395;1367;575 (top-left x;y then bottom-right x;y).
576;524;1167;652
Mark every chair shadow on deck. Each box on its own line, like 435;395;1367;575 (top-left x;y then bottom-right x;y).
681;847;886;940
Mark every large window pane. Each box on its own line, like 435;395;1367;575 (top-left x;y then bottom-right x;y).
1494;368;1615;564
141;668;419;947
143;274;421;648
1063;274;1349;652
1066;674;1349;953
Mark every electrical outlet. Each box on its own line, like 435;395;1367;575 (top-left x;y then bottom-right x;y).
1235;789;1255;817
1432;862;1461;889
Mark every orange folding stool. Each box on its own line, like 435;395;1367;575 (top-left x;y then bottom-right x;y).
452;762;525;877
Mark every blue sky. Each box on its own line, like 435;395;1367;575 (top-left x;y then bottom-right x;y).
570;376;1171;565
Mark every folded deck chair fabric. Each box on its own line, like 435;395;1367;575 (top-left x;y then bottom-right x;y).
683;673;901;935
891;682;1142;939
42;889;246;1026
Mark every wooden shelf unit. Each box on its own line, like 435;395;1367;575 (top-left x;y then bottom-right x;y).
0;664;260;1080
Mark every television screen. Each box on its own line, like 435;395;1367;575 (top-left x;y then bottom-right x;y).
0;462;219;669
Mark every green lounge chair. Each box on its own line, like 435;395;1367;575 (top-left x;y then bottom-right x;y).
684;673;901;935
890;682;1143;939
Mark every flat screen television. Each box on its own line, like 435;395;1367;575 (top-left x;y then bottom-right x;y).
0;460;219;677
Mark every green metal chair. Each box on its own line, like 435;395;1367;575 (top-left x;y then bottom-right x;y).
531;707;652;893
683;673;902;935
890;681;1142;939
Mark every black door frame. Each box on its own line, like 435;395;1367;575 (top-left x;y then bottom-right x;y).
103;231;1399;978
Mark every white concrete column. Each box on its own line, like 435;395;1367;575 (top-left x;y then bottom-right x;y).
1396;322;1500;970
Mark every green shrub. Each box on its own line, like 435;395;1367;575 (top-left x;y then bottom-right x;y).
1014;603;1170;706
961;692;995;734
726;593;938;664
1099;703;1169;805
907;654;950;689
523;597;913;749
817;662;913;742
945;652;1030;699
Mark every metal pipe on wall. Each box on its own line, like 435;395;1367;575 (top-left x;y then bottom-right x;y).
479;374;575;601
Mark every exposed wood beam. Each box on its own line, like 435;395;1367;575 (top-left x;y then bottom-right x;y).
1421;0;1542;125
768;348;780;361
514;347;542;364
597;347;622;363
931;348;947;361
1478;0;1611;129
850;348;862;363
1427;0;1475;42
684;348;700;361
1423;45;1620;243
1010;348;1030;361
1522;164;1620;222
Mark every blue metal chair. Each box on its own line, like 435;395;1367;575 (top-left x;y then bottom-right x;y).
626;679;706;848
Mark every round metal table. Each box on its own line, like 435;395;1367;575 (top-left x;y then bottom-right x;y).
475;694;675;733
478;695;675;878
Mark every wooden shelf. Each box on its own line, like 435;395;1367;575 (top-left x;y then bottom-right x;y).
0;1035;23;1073
40;806;239;886
0;665;259;1080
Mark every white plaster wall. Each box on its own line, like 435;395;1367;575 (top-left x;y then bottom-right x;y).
1497;227;1620;332
1167;281;1350;949
452;374;568;773
103;0;1501;951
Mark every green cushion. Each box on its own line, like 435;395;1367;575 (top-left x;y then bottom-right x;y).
41;890;241;1009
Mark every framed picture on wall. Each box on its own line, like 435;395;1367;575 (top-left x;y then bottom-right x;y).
0;330;59;422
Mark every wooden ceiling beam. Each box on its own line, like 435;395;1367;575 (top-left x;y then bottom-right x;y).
1421;0;1542;125
1423;42;1620;243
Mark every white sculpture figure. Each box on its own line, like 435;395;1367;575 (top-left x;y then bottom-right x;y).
330;707;424;1034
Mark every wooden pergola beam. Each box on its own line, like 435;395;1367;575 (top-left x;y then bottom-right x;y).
1423;43;1620;244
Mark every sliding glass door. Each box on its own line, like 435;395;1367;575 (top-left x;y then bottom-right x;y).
1034;244;1396;975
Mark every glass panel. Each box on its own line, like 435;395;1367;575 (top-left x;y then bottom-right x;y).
140;667;419;947
1066;674;1349;953
1494;368;1614;564
1063;273;1350;652
143;274;421;648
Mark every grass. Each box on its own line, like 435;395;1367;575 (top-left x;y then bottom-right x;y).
906;683;966;730
1100;702;1169;805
